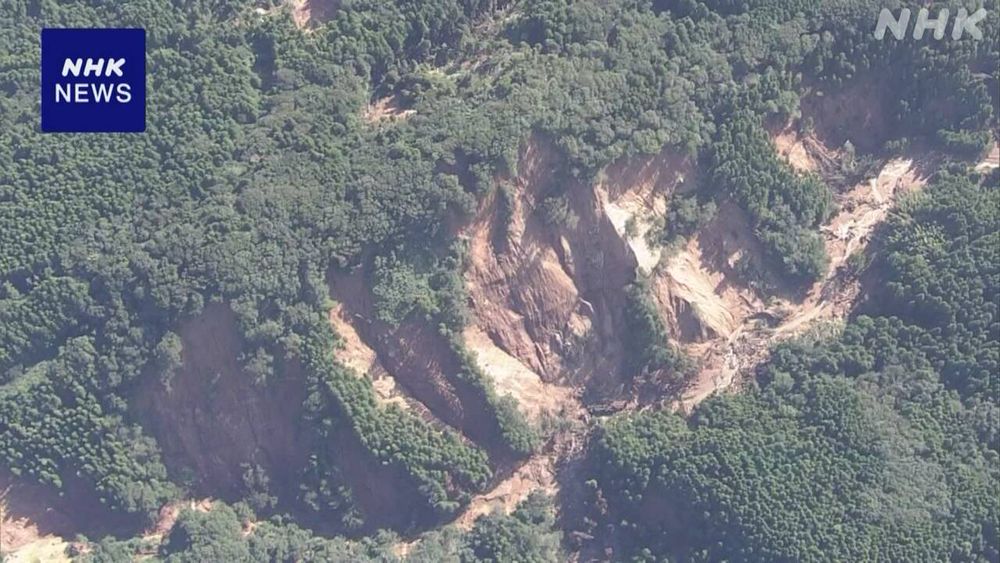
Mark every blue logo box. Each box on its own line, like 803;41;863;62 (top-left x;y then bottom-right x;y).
41;28;146;133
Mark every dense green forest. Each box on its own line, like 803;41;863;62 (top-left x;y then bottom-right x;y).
0;0;997;559
77;494;562;562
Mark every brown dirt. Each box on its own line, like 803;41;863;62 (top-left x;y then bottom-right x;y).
668;154;930;411
328;268;513;458
133;303;310;500
363;96;416;124
454;454;557;529
3;537;70;563
772;126;820;173
328;303;422;414
0;466;140;559
462;136;589;380
976;142;999;172
1;470;70;556
800;77;892;153
462;136;692;400
451;409;589;532
445;141;691;531
136;305;438;531
651;201;765;344
771;120;845;180
287;0;339;30
598;150;692;275
463;326;578;422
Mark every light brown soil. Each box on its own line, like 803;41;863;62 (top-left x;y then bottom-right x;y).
287;0;339;29
463;326;578;422
454;454;557;529
1;470;67;556
363;96;416;124
771;121;844;178
597;150;690;275
328;268;517;458
3;537;70;563
976;143;999;172
462;137;692;401
651;201;765;344
671;154;929;411
451;408;589;532
444;142;695;533
0;469;134;559
462;136;590;380
773;127;820;173
328;303;419;413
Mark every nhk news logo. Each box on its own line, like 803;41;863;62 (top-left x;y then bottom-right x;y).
41;28;146;133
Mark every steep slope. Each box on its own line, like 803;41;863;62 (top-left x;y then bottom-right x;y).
650;130;933;410
133;304;310;500
463;136;693;400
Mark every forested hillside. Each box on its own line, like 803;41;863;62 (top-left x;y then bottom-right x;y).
0;0;996;560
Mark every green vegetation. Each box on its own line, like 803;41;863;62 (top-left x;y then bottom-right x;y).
660;193;717;248
302;321;492;520
585;172;999;561
708;111;832;284
622;279;694;382
538;195;579;231
449;334;542;458
0;0;996;556
79;494;562;562
460;492;563;562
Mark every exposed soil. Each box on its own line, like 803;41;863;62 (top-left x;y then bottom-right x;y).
772;126;820;173
363;95;416;124
462;136;693;401
651;201;765;345
664;147;931;411
463;326;579;422
328;303;420;413
2;537;69;563
599;149;694;275
328;267;516;461
5;73;961;553
0;468;130;561
976;142;999;172
133;303;310;501
1;470;71;557
452;408;590;532
800;76;892;153
287;0;339;30
443;141;694;534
